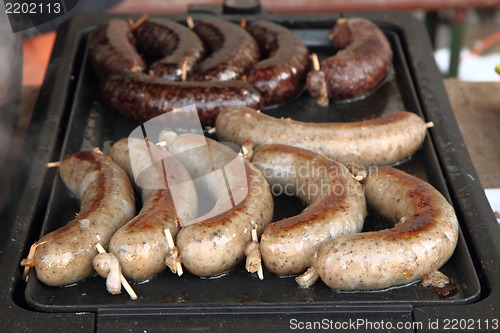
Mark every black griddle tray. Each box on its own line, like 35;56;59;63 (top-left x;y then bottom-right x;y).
2;11;500;333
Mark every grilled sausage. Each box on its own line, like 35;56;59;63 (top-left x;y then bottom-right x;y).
87;19;146;79
246;20;310;105
252;144;366;276
101;71;264;126
311;166;459;290
30;150;136;286
166;133;273;277
191;17;260;81
307;17;393;104
215;107;428;166
134;18;205;81
108;138;198;281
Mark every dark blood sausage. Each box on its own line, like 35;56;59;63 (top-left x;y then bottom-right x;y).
246;20;310;105
101;71;264;126
252;144;366;276
133;18;205;81
307;17;393;104
87;19;146;80
191;17;260;81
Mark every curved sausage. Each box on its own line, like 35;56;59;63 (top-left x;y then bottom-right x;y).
310;166;459;290
251;144;366;276
29;150;136;286
107;138;198;281
191;17;260;81
101;71;264;126
246;20;310;105
166;133;273;277
307;17;393;104
87;19;146;79
215;107;428;166
133;18;205;81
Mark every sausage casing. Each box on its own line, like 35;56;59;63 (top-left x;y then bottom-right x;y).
307;17;393;103
191;17;260;81
247;20;310;105
216;107;427;166
101;72;264;126
134;18;205;81
315;166;459;290
32;150;136;286
166;134;274;277
252;144;366;276
87;19;146;79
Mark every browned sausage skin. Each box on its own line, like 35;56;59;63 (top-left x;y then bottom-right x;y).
101;71;264;126
166;134;274;277
108;138;198;281
304;166;459;290
216;107;428;166
191;17;260;81
252;144;366;276
246;20;310;105
87;19;146;79
133;18;205;81
307;17;393;104
30;150;136;286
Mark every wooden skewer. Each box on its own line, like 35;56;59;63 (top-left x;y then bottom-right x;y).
425;121;434;129
129;14;148;30
310;53;321;71
251;228;263;280
186;16;195;29
181;57;188;82
20;241;46;281
96;243;137;300
164;229;183;276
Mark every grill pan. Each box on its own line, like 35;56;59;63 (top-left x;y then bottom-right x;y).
1;9;499;333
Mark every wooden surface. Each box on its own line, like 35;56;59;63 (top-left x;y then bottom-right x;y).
444;78;500;189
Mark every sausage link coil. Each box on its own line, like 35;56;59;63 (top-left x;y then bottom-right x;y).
246;20;310;105
307;17;393;103
31;150;136;286
191;17;260;81
87;19;146;79
101;71;264;126
252;144;366;276
108;138;198;281
134;18;205;81
166;133;273;277
312;166;459;290
215;107;428;166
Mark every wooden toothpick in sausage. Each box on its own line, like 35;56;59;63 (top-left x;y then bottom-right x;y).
252;144;366;276
246;20;310;105
215;107;429;166
87;19;146;79
297;166;459;290
107;138;198;281
307;17;393;104
21;149;136;286
165;133;273;277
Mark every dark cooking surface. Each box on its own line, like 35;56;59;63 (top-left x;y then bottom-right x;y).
23;14;480;312
2;10;499;332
